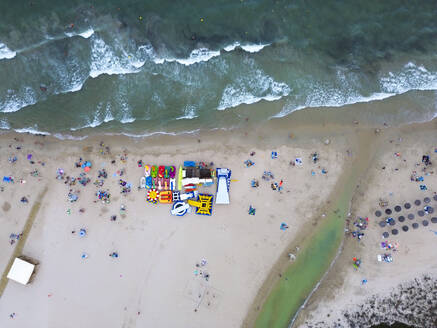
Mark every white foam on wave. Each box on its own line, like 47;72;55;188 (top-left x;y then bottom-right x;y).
65;28;95;39
223;42;270;53
272;89;395;119
14;127;50;135
0;42;16;60
272;62;437;119
89;37;141;78
71;116;103;131
119;129;200;138
223;43;239;52
240;43;269;53
104;103;114;123
148;42;269;67
0;119;10;130
218;69;291;110
0;87;38;113
157;48;220;66
380;62;437;94
52;133;88;141
119;100;135;124
176;105;198;120
79;28;95;39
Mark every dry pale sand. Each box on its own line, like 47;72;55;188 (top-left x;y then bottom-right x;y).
0;129;347;328
296;121;437;327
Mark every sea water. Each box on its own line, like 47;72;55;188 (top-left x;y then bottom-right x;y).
1;0;437;137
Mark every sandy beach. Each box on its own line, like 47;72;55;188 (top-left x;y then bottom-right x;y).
0;117;436;328
0;125;348;328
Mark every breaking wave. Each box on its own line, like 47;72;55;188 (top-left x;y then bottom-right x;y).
176;105;198;120
0;87;38;113
223;42;270;53
218;69;291;110
0;42;16;60
272;62;437;119
65;28;95;39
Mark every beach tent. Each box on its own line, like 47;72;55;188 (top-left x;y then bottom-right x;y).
7;258;35;285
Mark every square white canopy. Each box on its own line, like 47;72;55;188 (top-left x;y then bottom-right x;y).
7;258;35;285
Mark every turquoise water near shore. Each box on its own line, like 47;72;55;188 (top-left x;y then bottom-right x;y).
1;1;437;136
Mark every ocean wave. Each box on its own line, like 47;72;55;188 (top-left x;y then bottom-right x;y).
0;42;16;60
152;42;269;67
155;48;220;66
119;100;135;123
52;133;88;141
119;117;136;123
89;37;141;78
14;127;50;135
0;87;38;113
0;119;10;130
223;42;270;53
272;62;437;119
176;105;198;120
70;115;104;131
65;28;95;39
119;129;200;138
272;90;396;118
218;70;291;110
103;104;114;123
380;62;437;94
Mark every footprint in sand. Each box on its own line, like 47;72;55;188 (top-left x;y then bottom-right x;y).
2;201;11;212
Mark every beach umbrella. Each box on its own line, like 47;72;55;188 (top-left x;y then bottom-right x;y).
391;229;398;235
375;210;382;217
378;221;386;227
408;213;415;220
404;203;411;209
424;197;431;203
414;199;421;206
422;220;429;226
418;210;425;217
434;195;437;201
394;205;401;212
402;225;409;232
84;166;90;173
385;208;392;215
431;217;437;223
412;223;419;229
382;232;389;238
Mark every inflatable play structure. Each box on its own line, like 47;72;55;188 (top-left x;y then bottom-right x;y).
159;190;172;203
216;168;231;204
147;188;159;204
140;161;227;216
171;201;190;216
188;194;214;216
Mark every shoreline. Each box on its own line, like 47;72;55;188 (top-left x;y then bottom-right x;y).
2;87;437;143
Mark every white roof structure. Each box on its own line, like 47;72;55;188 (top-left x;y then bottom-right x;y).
7;258;35;285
